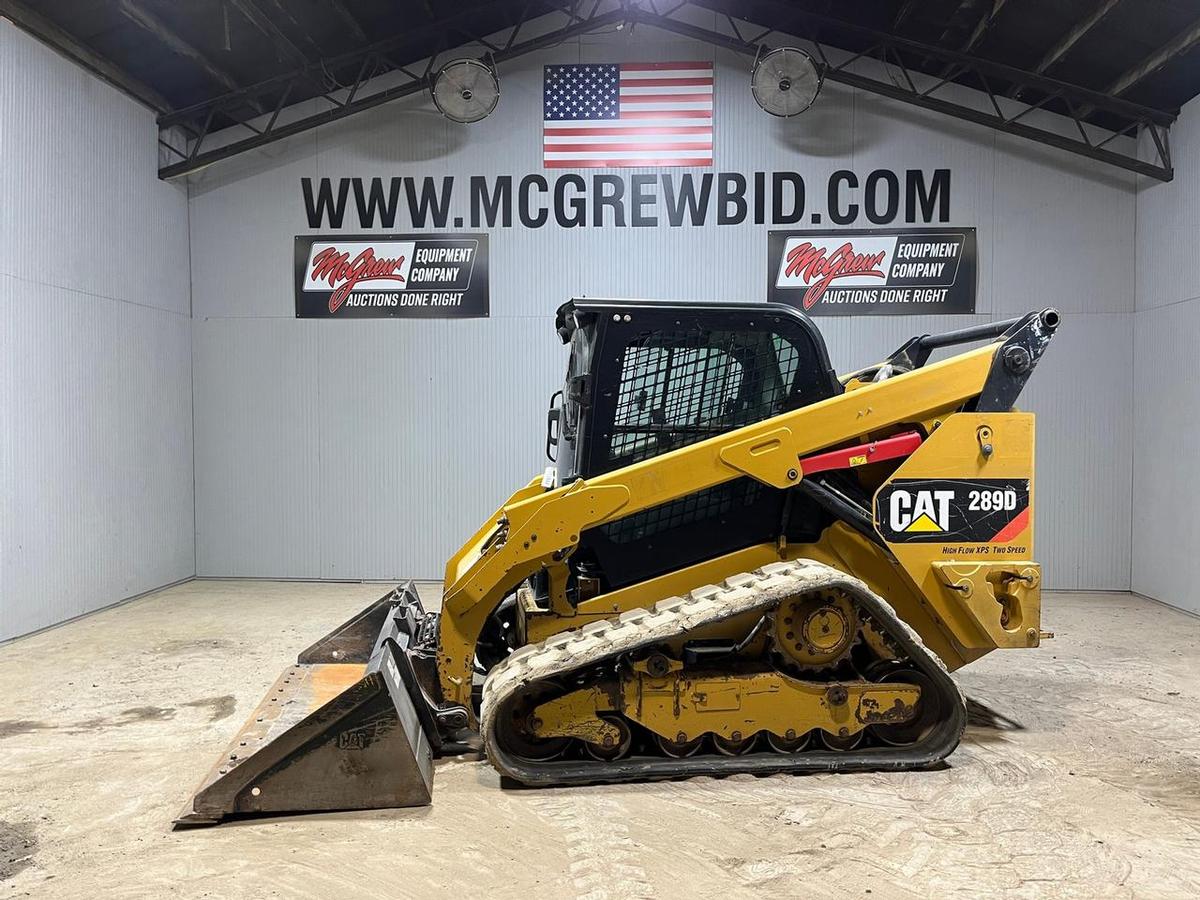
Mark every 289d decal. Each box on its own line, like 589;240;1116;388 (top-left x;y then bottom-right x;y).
875;478;1030;544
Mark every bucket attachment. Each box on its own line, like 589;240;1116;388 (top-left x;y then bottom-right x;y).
175;583;442;827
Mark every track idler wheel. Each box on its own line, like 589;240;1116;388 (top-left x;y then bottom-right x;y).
868;665;941;747
582;717;633;761
713;732;757;756
497;686;571;761
656;733;705;758
766;729;812;753
818;729;864;751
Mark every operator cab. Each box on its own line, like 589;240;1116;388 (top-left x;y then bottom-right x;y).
546;298;842;591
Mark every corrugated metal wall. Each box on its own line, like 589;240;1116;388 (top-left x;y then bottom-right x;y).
185;30;1137;590
0;24;194;640
1133;96;1200;613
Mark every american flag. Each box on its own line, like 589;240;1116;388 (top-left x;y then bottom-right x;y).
543;61;714;168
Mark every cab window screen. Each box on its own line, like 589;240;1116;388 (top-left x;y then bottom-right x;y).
608;329;800;464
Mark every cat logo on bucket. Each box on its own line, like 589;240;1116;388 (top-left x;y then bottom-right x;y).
889;489;954;533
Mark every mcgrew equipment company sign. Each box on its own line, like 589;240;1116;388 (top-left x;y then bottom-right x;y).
294;233;489;318
768;227;977;316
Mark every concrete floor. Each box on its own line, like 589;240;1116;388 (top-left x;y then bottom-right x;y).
2;581;1200;899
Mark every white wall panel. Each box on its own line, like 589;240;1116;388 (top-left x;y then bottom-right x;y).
1132;298;1200;610
192;317;321;577
1136;101;1200;312
1019;314;1132;590
848;94;998;318
188;29;1137;589
1131;94;1200;613
192;316;564;580
0;277;193;639
315;318;563;579
0;24;194;640
993;135;1135;317
0;23;190;316
188;101;319;320
0;278;12;632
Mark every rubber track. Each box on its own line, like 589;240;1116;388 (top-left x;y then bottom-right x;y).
481;560;967;786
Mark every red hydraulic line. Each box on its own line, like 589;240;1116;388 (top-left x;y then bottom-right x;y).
798;431;924;477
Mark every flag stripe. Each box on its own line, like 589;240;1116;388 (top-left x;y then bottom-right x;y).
616;76;713;87
545;142;713;152
619;71;714;82
618;93;713;104
618;101;713;112
619;61;713;71
620;109;712;119
545;158;713;168
545;132;711;144
545;149;713;160
543;125;713;136
619;84;713;95
620;67;713;76
546;117;713;128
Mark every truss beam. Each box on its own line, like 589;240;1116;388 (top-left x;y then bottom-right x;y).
0;0;172;113
1035;0;1122;75
118;0;245;98
156;0;1175;182
159;3;621;179
226;0;310;67
680;0;1171;181
1106;17;1200;97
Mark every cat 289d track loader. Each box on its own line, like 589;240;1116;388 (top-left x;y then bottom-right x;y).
177;299;1059;825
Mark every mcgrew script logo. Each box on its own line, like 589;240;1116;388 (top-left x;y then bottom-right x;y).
784;241;887;310
309;246;407;313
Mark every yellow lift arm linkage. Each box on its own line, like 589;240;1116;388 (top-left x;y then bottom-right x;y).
436;343;1004;711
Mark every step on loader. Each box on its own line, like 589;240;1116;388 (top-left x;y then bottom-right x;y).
177;298;1059;825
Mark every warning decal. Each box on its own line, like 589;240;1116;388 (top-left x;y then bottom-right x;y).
875;478;1030;544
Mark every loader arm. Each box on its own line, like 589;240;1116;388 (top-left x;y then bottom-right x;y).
438;337;1002;711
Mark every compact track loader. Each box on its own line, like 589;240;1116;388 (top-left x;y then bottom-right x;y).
178;299;1059;825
